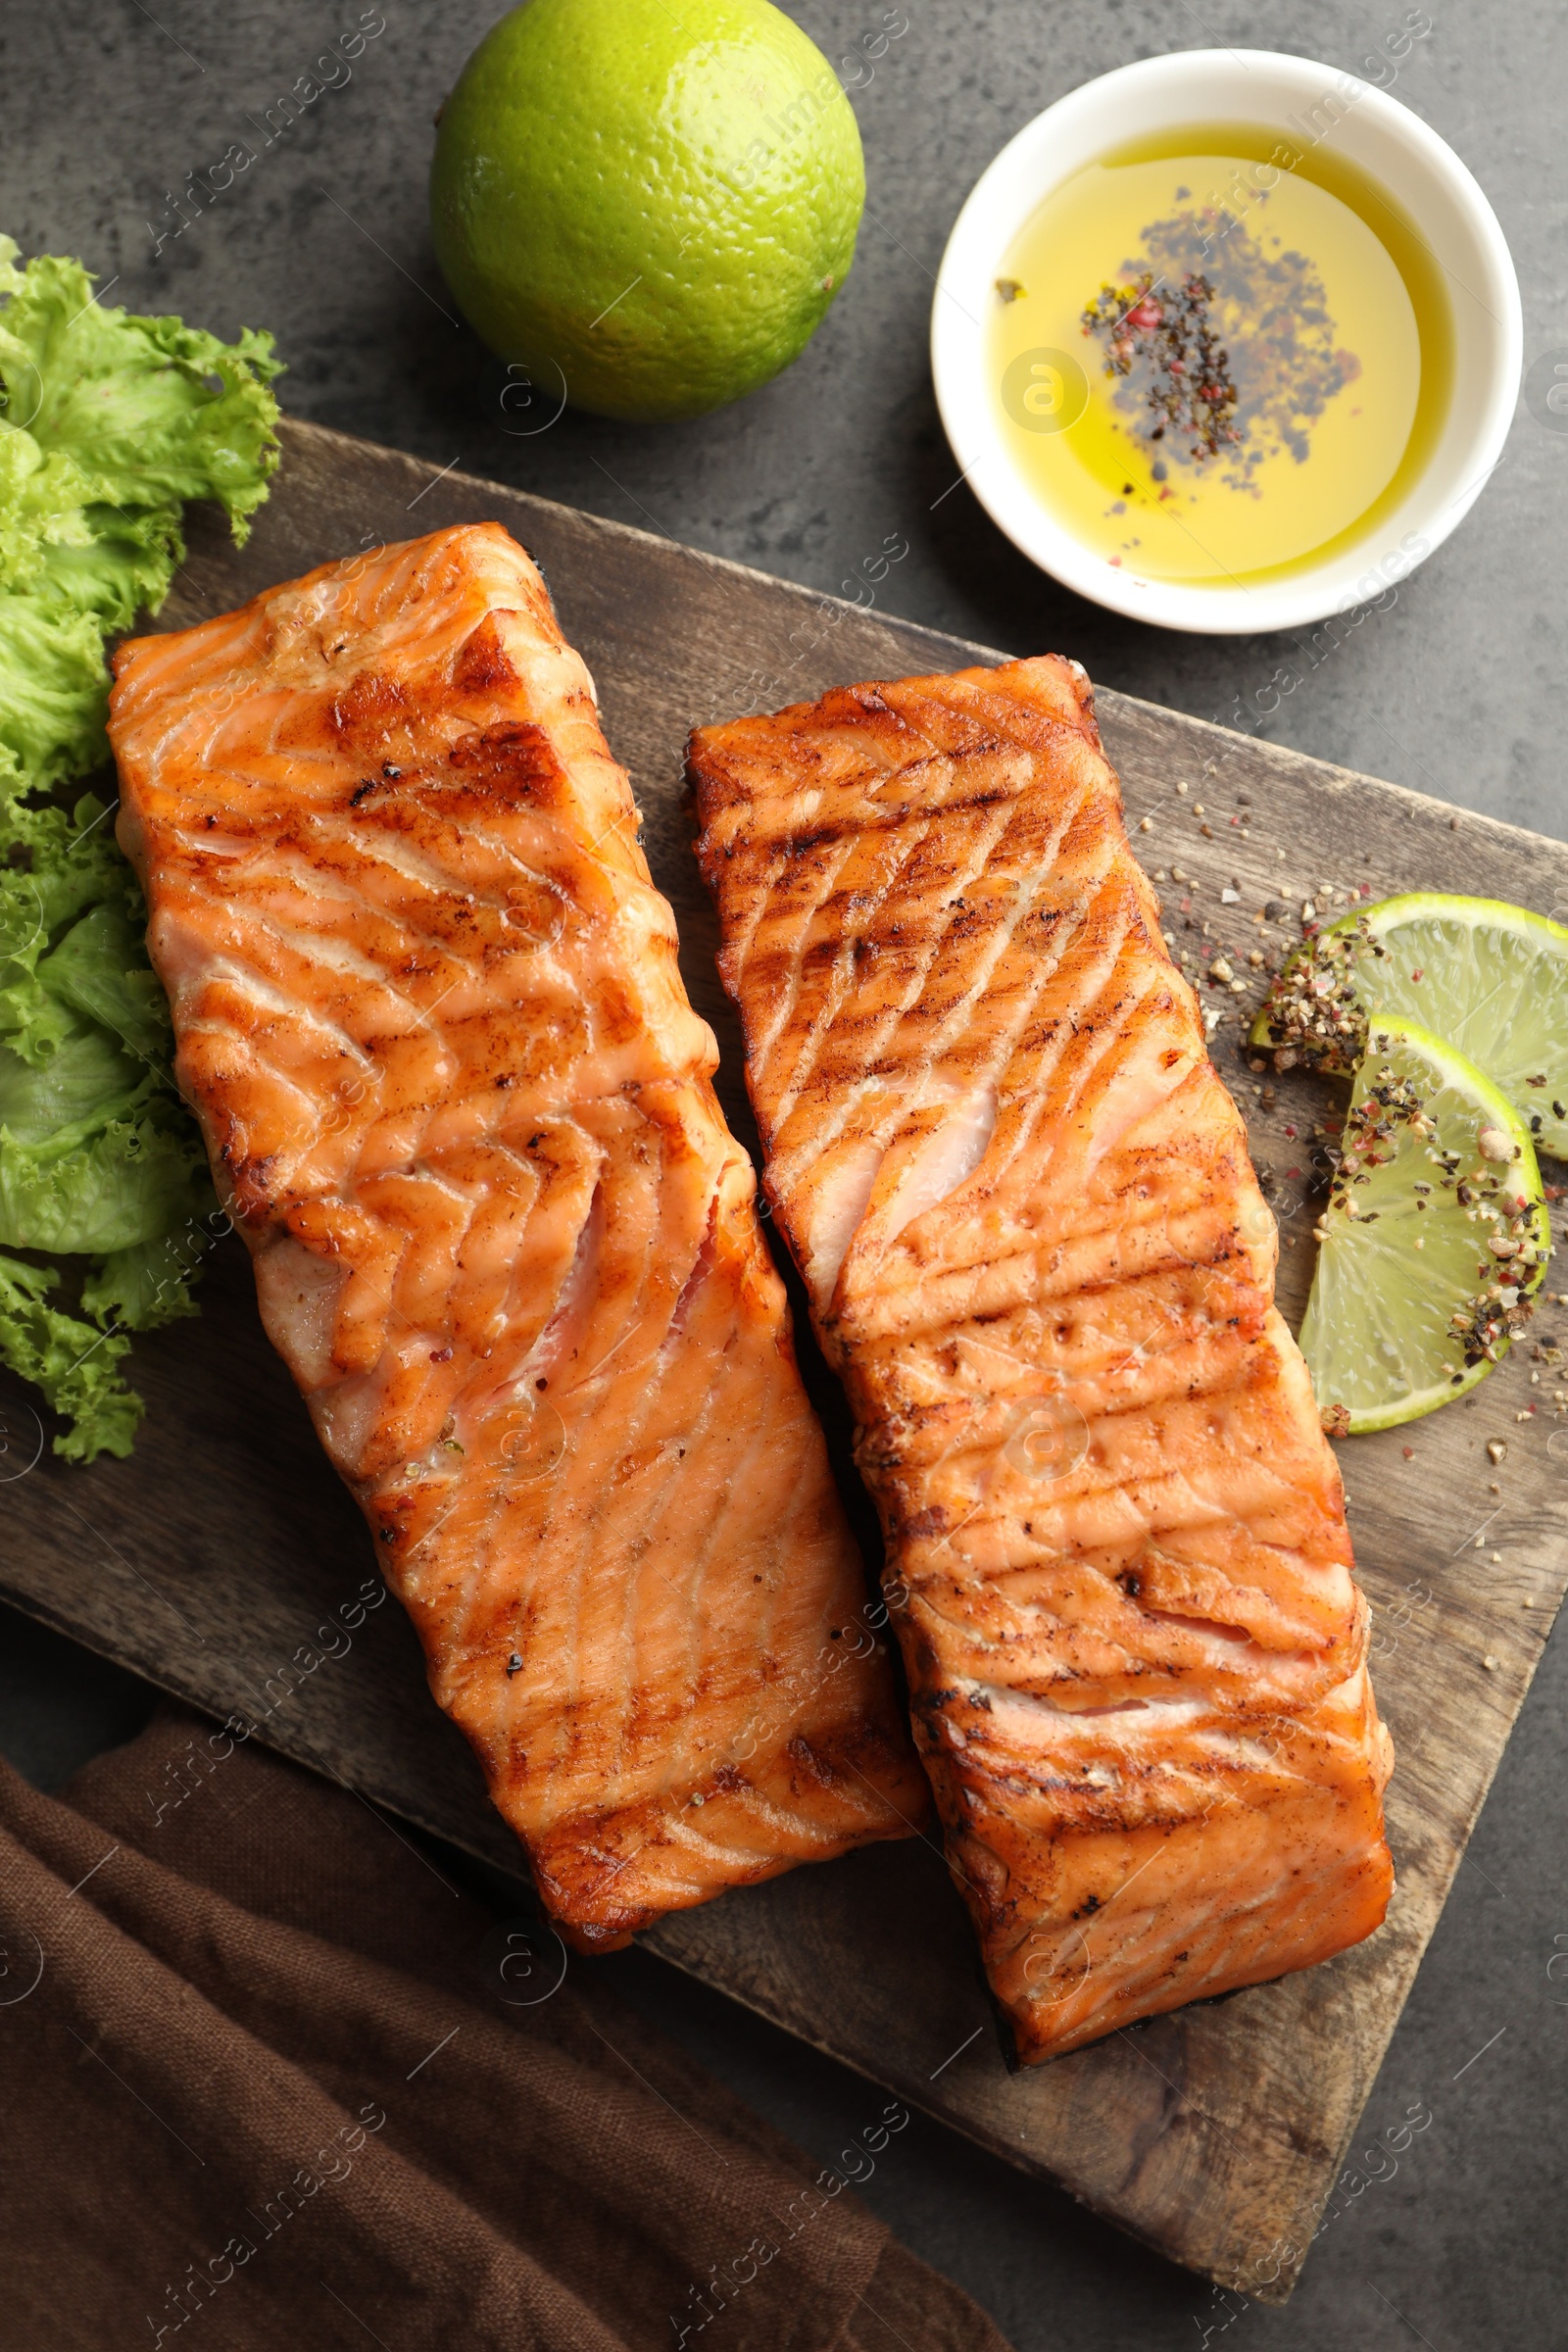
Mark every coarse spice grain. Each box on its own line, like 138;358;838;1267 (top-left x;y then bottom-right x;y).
1079;207;1361;486
1315;1060;1541;1378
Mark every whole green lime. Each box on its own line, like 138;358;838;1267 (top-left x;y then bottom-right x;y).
430;0;864;422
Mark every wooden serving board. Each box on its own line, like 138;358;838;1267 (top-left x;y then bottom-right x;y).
4;417;1565;2303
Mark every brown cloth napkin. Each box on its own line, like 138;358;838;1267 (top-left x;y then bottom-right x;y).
0;1707;1014;2352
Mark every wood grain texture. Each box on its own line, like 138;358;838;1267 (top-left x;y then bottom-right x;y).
3;417;1564;2300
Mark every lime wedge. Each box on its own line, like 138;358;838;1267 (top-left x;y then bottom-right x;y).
1300;1016;1550;1435
1252;894;1568;1157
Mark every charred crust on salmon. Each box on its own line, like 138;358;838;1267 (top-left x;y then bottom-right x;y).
453;613;521;695
449;719;567;798
327;667;411;742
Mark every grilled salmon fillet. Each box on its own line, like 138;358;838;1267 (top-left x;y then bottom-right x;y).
107;522;926;1948
690;656;1394;2061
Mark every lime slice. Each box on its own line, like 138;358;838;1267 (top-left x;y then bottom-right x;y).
1251;894;1568;1157
1300;1016;1550;1435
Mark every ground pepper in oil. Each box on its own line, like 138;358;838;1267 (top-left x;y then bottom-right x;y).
990;123;1453;586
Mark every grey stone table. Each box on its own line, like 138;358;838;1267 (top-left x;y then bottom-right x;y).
1;2;1564;2343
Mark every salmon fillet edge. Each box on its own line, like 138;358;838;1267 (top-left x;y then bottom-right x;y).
689;653;1394;2059
108;522;928;1948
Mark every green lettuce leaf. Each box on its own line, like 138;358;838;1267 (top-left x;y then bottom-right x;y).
0;1106;205;1255
0;1016;145;1145
0;796;138;1066
0;587;110;790
0;239;282;538
0;1251;140;1461
81;1217;216;1333
36;898;172;1064
0;427;97;592
35;501;189;634
0;239;280;1456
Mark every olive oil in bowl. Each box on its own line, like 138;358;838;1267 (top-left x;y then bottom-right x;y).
989;125;1452;588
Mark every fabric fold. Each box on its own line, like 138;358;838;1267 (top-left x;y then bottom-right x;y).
0;1709;1012;2352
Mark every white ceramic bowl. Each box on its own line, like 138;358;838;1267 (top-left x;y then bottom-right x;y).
930;49;1522;634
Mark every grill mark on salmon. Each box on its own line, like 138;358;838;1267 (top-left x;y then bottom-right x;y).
109;523;927;1949
690;655;1394;2061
